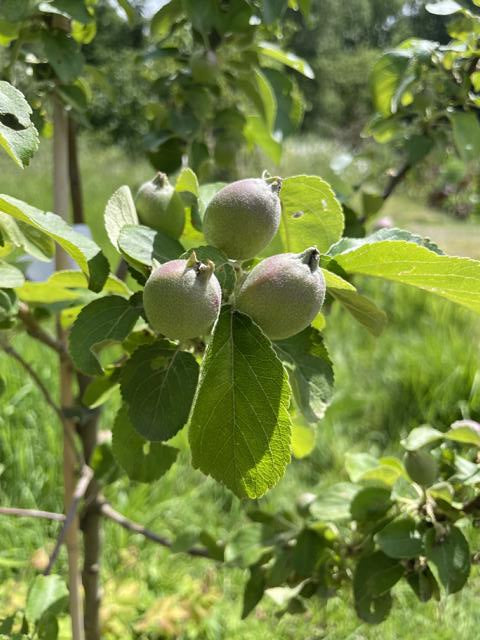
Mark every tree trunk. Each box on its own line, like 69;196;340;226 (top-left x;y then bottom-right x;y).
77;372;101;640
53;95;85;640
68;116;84;224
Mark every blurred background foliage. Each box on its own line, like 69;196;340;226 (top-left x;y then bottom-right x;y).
2;0;480;637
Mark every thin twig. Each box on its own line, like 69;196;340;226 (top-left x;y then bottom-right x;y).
44;465;93;575
18;303;66;357
0;507;65;522
1;342;84;466
382;162;411;201
2;343;63;420
99;500;211;559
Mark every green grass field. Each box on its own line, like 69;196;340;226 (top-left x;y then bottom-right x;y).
1;138;480;638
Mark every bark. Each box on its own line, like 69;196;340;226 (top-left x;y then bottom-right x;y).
53;95;85;640
78;374;102;640
68;116;84;224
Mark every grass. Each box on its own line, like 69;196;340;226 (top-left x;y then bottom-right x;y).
1;138;480;637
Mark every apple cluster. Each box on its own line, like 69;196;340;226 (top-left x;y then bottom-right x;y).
138;175;326;342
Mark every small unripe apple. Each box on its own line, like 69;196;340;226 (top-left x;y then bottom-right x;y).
136;172;185;239
203;178;281;260
191;50;218;85
404;450;438;487
236;247;326;340
143;253;221;340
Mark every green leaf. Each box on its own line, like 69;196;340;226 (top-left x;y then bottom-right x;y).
0;194;109;292
48;0;92;22
258;42;314;78
242;565;266;619
447;421;480;446
357;554;405;596
0;0;33;21
197;182;227;221
0;212;55;262
0;19;20;46
25;575;68;624
262;0;288;23
291;423;315;458
401;426;443;451
151;0;183;38
322;269;355;292
266;175;344;255
263;67;304;137
426;1;462;15
37;614;58;640
244;115;282;164
322;263;387;335
450;111;480;162
406;566;439;603
175;167;199;198
82;372;120;409
0;288;17;327
345;452;378;482
376;518;423;559
350;486;392;522
182;0;219;34
292;528;325;578
121;342;199;441
104;185;138;250
328;286;388;336
0;81;39;168
328;227;443;257
275;327;334;423
41;31;84;84
310;482;360;522
118;225;184;270
334;240;480;316
425;526;470;593
360;461;404;487
239;69;277;130
189;307;292;499
353;551;403;623
0;374;5;398
225;524;265;568
116;0;139;22
112;405;178;482
69;294;143;375
17;270;130;304
371;52;410;117
0;261;24;288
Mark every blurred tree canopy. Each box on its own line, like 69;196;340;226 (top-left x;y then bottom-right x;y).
83;2;151;149
291;0;449;137
83;0;450;146
0;0;451;153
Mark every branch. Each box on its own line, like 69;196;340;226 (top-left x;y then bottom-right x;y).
382;162;411;201
1;342;63;420
45;465;93;575
18;303;66;357
1;341;84;466
99;500;211;559
0;507;65;522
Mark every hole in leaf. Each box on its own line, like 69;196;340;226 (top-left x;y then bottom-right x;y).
0;112;27;131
